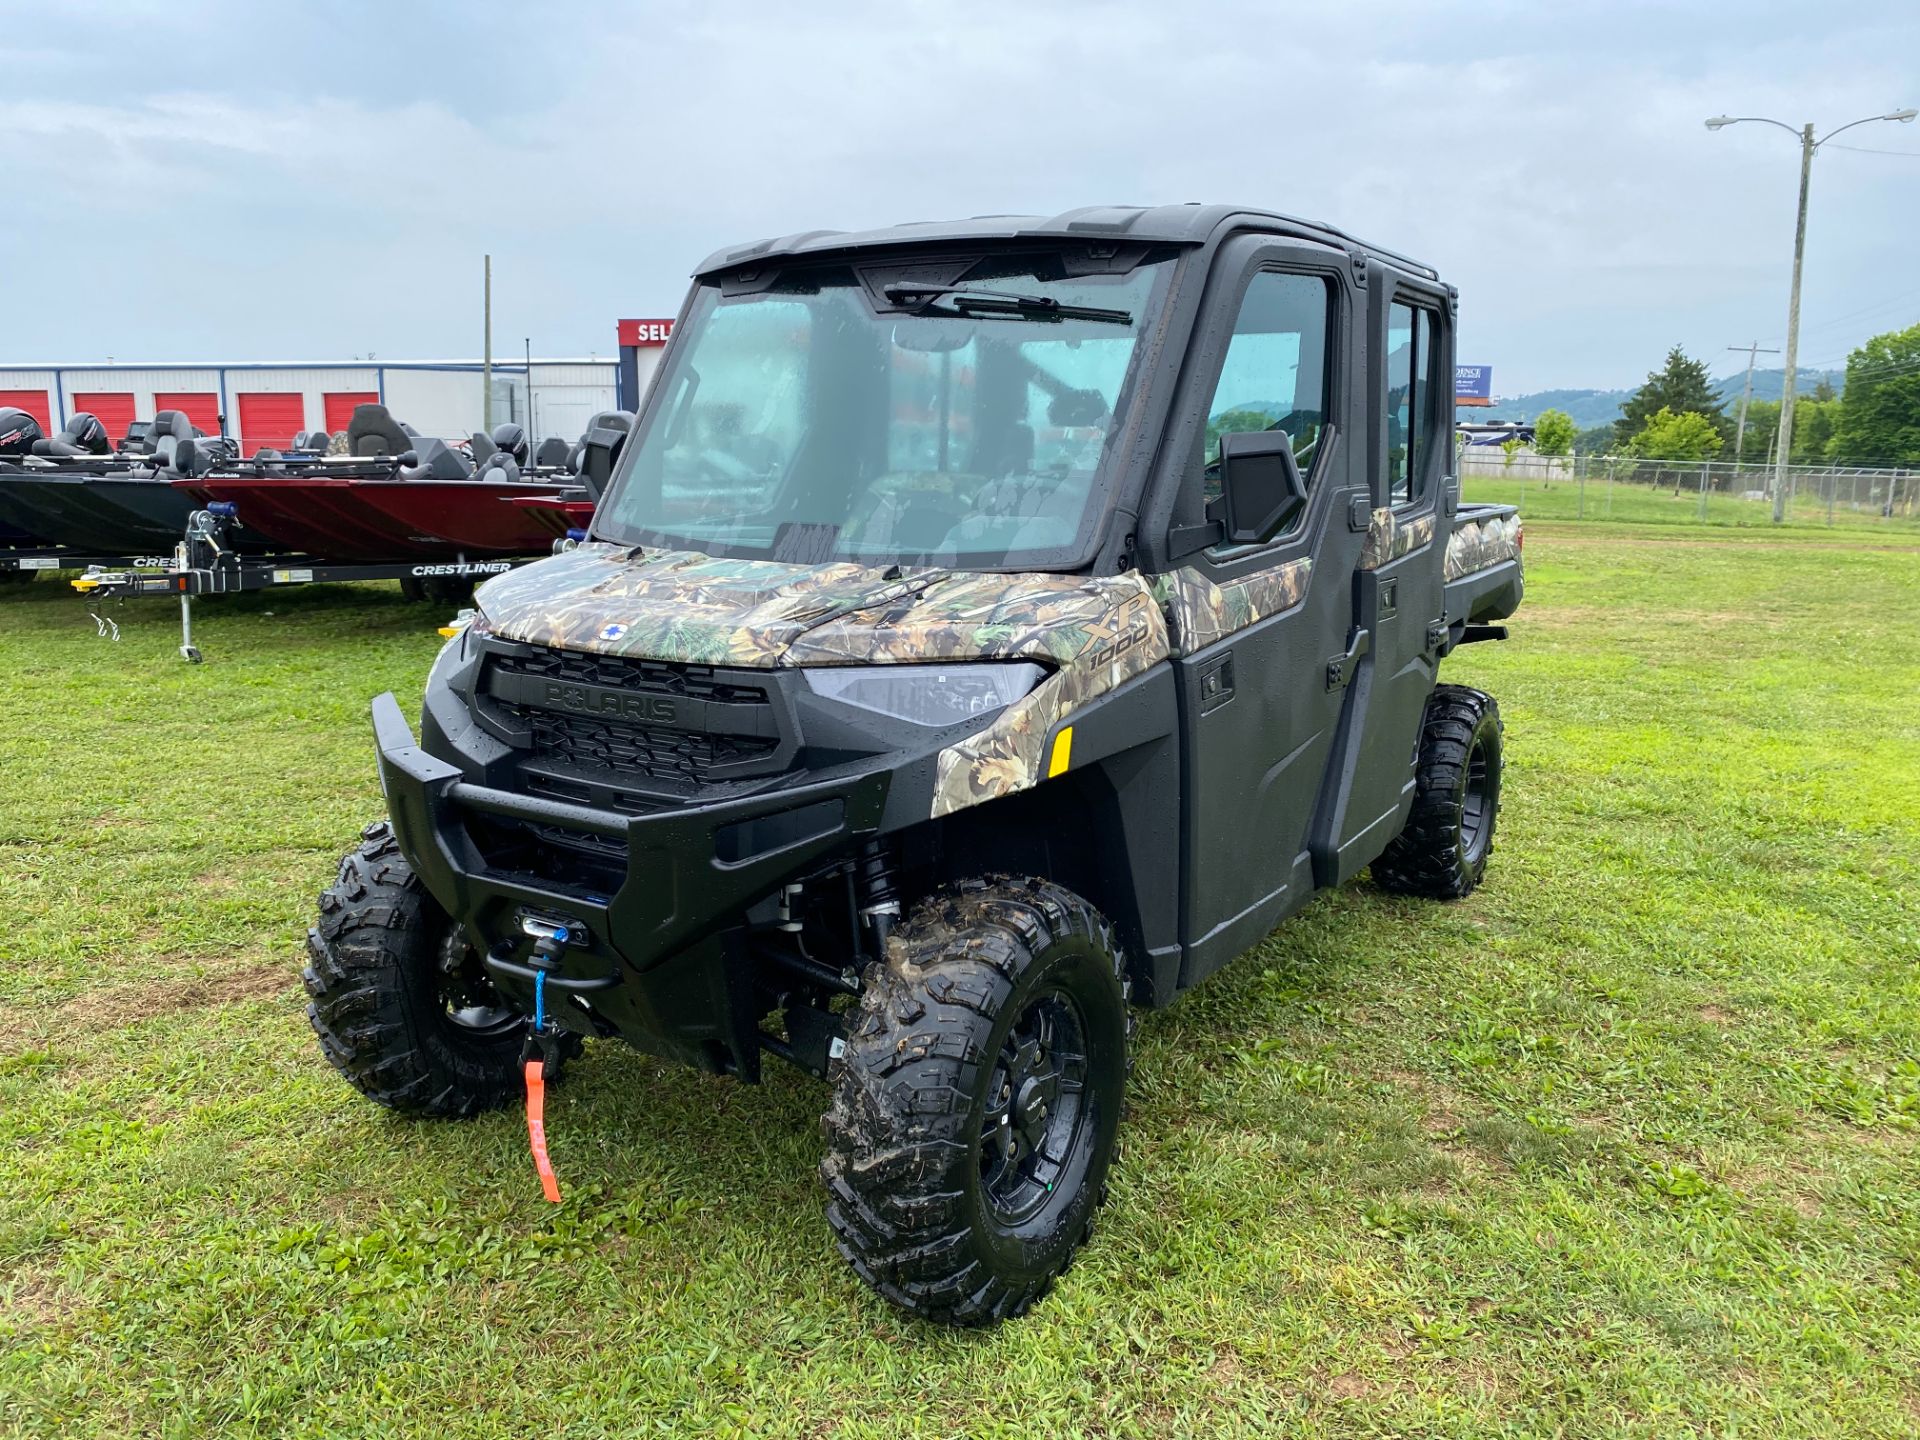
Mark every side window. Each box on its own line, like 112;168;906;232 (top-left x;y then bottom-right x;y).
1385;301;1440;506
1202;272;1332;507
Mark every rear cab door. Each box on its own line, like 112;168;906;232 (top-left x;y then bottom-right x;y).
1313;268;1457;881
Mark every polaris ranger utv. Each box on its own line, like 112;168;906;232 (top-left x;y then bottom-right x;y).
306;204;1523;1325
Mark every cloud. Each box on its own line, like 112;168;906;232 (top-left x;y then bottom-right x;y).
2;0;1916;391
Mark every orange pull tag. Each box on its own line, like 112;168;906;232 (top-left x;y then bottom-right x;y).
524;1059;562;1204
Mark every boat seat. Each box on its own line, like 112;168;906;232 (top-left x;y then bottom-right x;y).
31;412;111;457
475;451;523;483
470;431;497;464
398;437;474;482
533;436;569;468
347;403;414;457
571;410;634;498
148;410;197;469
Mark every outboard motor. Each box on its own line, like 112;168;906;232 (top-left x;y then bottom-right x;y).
31;412;111;457
0;407;45;456
490;422;530;467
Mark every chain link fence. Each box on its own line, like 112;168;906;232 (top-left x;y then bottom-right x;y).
1458;449;1920;531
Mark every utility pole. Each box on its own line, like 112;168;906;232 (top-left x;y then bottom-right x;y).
483;254;494;432
1772;125;1813;523
1728;341;1779;466
525;336;533;439
1705;107;1916;522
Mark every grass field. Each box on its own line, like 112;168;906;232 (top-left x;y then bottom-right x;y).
1462;472;1920;533
3;524;1918;1437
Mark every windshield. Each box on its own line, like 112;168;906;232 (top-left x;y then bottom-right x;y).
594;251;1178;569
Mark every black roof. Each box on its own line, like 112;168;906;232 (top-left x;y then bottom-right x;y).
694;204;1438;282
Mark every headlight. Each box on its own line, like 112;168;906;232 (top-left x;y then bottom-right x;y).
802;662;1046;727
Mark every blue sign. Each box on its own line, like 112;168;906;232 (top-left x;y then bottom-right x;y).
1455;365;1492;401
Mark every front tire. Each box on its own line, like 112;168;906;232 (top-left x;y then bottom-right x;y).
304;821;544;1116
1372;684;1503;899
821;877;1132;1326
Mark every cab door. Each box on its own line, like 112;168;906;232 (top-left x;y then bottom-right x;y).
1156;238;1371;985
1315;276;1455;879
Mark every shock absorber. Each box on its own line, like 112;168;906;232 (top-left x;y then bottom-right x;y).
856;840;899;959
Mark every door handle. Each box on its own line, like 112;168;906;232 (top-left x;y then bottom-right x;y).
1326;627;1371;691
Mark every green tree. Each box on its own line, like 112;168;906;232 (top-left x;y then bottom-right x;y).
1533;408;1577;458
1500;435;1524;470
1738;399;1781;465
1628;407;1723;461
1811;376;1837;403
1789;397;1841;465
1574;423;1616;455
1616;347;1731;450
1830;321;1920;467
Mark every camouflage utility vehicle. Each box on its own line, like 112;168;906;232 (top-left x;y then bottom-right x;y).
307;204;1523;1325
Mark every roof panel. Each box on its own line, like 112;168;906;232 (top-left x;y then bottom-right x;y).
693;203;1438;279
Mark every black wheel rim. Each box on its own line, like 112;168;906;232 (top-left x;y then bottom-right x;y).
436;931;522;1037
979;987;1092;1226
1460;733;1494;864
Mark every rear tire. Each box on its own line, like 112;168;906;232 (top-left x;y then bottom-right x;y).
821;876;1132;1326
304;821;554;1116
1372;684;1503;899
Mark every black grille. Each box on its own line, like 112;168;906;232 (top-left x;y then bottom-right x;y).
485;645;783;791
489;647;768;706
506;707;778;787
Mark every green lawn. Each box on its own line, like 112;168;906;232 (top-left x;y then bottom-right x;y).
1463;471;1920;533
3;526;1918;1437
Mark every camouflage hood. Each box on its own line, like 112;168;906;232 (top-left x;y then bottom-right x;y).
474;543;1171;819
472;541;1161;673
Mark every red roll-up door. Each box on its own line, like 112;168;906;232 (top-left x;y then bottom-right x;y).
153;391;220;435
0;390;52;430
237;392;306;452
71;392;137;441
323;390;380;436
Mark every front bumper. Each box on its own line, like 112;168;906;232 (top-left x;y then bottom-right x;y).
372;691;890;1073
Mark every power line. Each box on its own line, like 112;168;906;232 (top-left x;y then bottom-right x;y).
1824;142;1920;158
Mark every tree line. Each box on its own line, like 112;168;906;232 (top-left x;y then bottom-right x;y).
1536;321;1920;469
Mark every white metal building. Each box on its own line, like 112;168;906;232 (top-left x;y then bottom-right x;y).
0;358;626;453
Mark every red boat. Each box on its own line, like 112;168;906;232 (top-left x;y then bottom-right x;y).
177;475;586;560
508;494;597;539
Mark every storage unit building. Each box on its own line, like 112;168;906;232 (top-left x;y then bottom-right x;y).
0;359;620;451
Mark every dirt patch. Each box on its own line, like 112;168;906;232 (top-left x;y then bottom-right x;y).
1699;1004;1734;1026
4;962;295;1055
1325;1371;1376;1400
0;1270;80;1329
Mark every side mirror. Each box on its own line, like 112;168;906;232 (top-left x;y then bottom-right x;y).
1212;430;1307;545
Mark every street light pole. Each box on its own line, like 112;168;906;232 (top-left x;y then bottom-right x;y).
1705;107;1917;522
1773;123;1814;523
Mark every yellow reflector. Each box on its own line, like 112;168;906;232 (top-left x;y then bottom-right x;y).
1047;726;1073;778
70;577;98;592
437;626;460;638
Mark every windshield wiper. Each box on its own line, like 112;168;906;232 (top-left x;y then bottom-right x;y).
882;283;1131;325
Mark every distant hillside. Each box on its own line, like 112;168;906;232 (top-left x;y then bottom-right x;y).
1475;368;1846;426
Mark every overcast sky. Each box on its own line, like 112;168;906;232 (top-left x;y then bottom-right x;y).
4;0;1916;394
